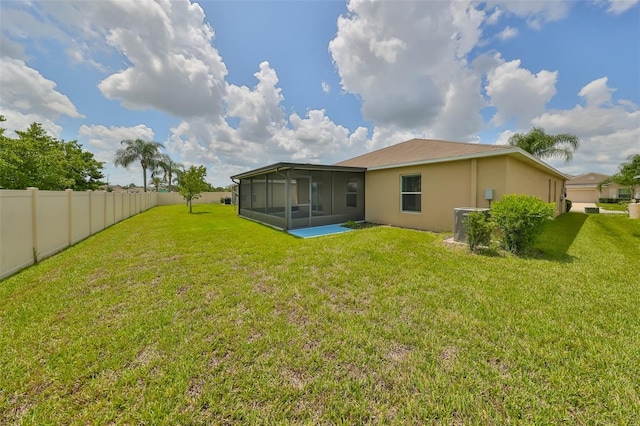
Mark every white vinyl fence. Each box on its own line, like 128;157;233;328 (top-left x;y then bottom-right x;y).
0;188;157;280
0;189;235;280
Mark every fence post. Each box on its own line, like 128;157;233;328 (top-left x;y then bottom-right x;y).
66;189;73;246
28;187;38;263
87;190;93;235
104;190;107;230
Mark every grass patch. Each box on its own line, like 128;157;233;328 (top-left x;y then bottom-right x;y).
1;206;639;424
596;202;628;211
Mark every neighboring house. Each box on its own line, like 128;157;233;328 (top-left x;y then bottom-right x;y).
231;138;568;232
566;173;629;203
109;185;145;193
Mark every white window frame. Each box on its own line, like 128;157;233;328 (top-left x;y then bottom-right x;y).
401;174;421;213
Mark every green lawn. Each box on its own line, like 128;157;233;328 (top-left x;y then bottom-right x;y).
1;205;639;424
596;202;629;211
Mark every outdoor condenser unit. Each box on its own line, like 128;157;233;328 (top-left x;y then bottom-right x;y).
453;207;490;243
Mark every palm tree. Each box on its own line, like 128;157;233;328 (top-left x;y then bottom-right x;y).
156;154;183;192
114;139;164;192
508;127;580;162
150;176;163;192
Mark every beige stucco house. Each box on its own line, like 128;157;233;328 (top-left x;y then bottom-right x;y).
231;138;568;232
566;172;630;203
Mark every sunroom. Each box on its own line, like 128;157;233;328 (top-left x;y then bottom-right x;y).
231;163;366;230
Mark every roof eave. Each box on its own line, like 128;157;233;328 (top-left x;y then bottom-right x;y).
365;147;569;180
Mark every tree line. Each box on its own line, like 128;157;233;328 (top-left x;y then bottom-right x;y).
0;118;104;191
0;118;222;199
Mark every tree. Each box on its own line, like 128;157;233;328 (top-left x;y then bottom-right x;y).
0;122;104;190
509;127;580;162
178;165;210;213
150;176;163;192
155;154;183;192
114;139;164;192
598;154;640;200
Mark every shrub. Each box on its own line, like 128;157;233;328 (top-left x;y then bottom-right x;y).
491;194;555;254
466;210;493;253
565;199;572;212
598;197;630;204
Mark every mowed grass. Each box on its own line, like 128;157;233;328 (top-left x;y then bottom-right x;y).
596;202;629;212
1;205;639;424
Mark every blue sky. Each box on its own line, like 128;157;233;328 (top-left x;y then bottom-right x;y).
1;0;638;187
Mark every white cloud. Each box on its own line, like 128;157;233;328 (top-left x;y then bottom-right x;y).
225;61;286;142
0;6;68;41
65;47;107;71
0;35;25;60
77;123;158;186
0;110;63;138
321;81;331;93
97;1;227;117
484;1;572;29
603;0;639;14
485;55;557;127
578;77;615;107
497;26;518;40
32;0;228;118
0;57;82;122
328;0;486;139
532;78;640;175
165;63;377;185
78;124;156;164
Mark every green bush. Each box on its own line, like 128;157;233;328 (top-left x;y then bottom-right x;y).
598;197;630;203
491;194;555;254
466;210;492;253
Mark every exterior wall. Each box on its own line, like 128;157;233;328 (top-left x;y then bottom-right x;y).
505;157;565;215
476;157;508;208
364;155;566;232
365;160;475;232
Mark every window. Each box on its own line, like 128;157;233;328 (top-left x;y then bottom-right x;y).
618;188;632;199
401;174;421;212
346;178;358;207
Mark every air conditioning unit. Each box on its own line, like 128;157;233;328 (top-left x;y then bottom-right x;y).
453;208;490;243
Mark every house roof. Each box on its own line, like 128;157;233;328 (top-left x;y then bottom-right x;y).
230;162;365;180
336;138;569;180
336;138;505;168
566;172;610;186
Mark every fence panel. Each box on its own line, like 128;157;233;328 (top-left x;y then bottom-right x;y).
106;192;115;227
36;190;70;260
0;190;34;279
72;192;91;245
91;191;105;235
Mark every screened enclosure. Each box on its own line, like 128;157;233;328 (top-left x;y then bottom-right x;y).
232;163;365;230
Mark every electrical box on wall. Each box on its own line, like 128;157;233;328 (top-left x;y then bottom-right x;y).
485;188;494;201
